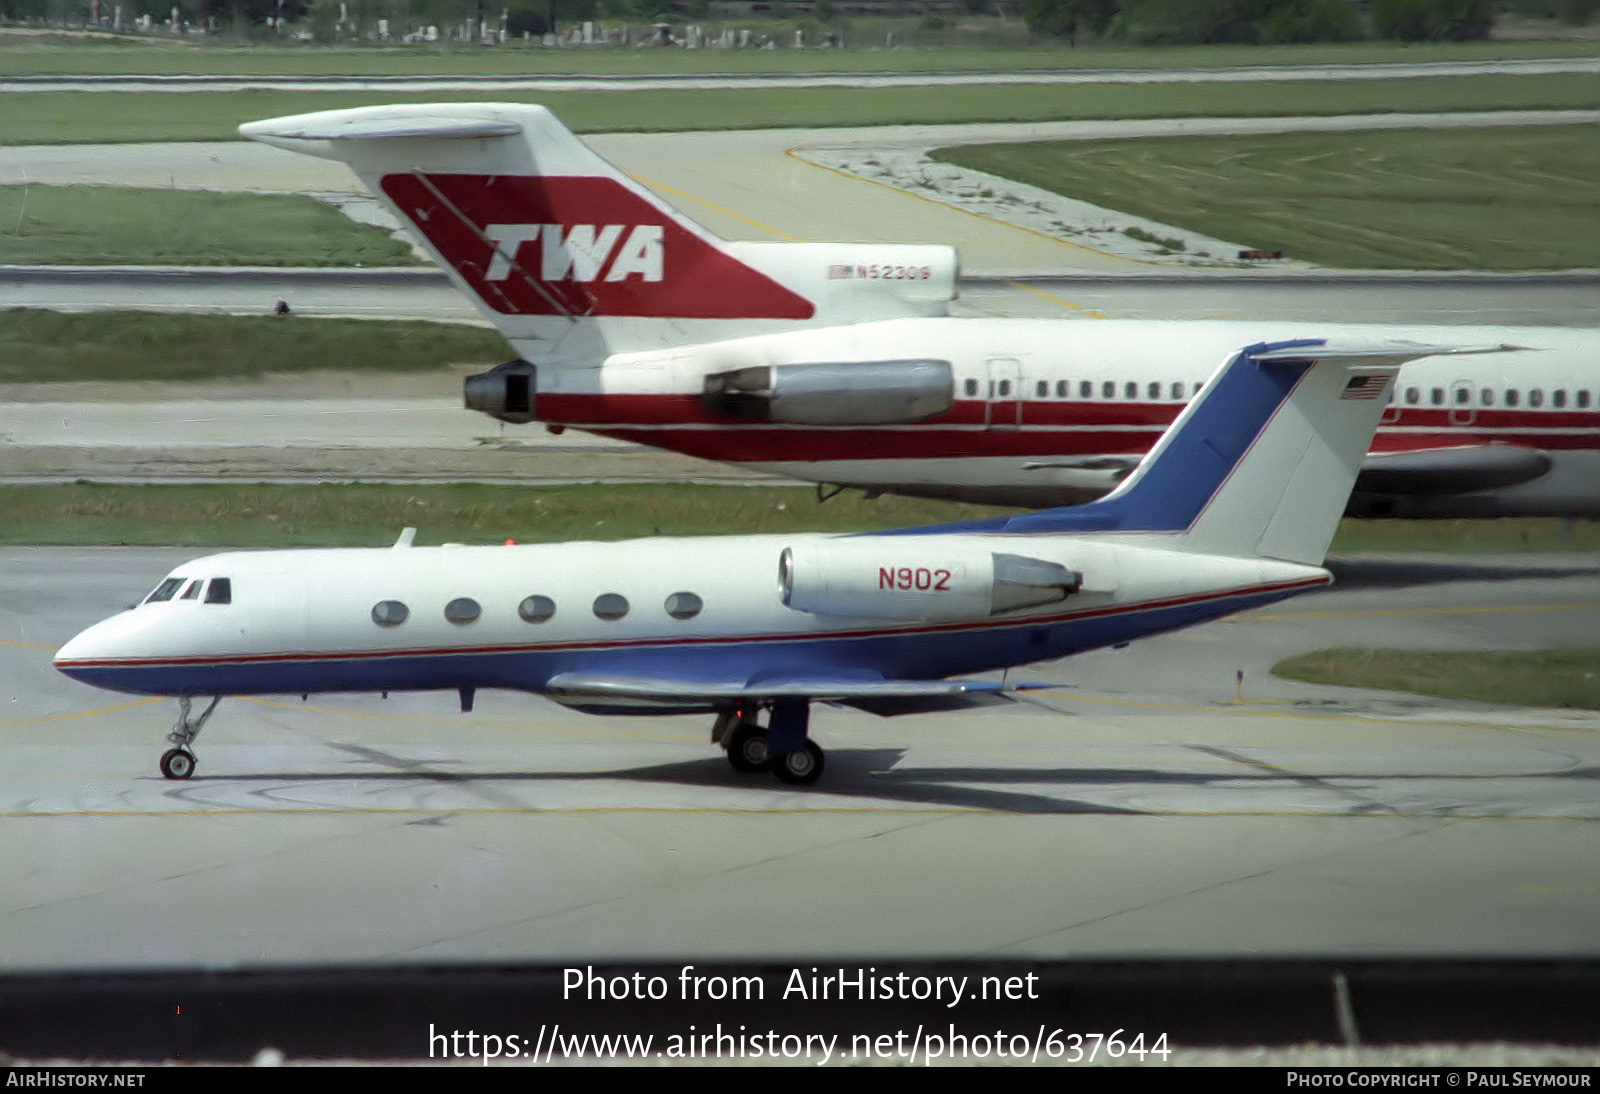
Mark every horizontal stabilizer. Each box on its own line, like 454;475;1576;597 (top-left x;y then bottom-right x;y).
241;115;522;143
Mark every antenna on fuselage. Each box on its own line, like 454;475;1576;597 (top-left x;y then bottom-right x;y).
393;527;417;548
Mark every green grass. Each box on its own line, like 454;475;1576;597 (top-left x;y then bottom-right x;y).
1273;647;1600;709
1;36;1594;77
0;310;511;383
1327;517;1600;554
5;73;1597;144
0;185;420;266
935;125;1600;269
0;483;1595;551
0;483;1021;547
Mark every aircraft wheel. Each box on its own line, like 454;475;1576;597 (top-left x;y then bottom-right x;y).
772;741;825;786
160;748;196;780
726;723;771;773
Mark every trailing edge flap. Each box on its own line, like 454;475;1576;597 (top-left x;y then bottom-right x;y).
544;671;1016;713
1357;445;1553;495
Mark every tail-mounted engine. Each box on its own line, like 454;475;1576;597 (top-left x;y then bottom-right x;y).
780;541;1081;623
704;360;954;425
464;359;538;424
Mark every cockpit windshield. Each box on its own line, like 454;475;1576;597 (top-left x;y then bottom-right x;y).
143;577;186;604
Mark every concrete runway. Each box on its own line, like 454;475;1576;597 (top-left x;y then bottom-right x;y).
7;267;1599;328
3;547;1598;970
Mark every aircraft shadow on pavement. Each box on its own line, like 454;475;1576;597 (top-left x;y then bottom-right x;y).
152;743;1600;818
1323;556;1600;589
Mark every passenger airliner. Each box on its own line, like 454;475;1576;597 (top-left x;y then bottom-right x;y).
242;103;1600;518
56;337;1414;784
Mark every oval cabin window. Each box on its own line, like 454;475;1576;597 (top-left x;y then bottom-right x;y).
518;595;556;623
593;593;629;621
371;600;409;627
444;598;481;624
665;592;703;620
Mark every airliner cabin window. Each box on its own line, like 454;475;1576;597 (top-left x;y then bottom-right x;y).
665;592;703;620
1147;382;1161;400
180;580;203;600
1455;387;1470;405
1125;382;1138;400
1404;387;1420;405
1079;381;1092;399
1056;380;1069;398
1529;389;1544;408
1036;380;1048;398
1481;388;1495;406
145;578;185;604
1506;389;1520;407
1578;391;1591;409
963;379;978;397
371;600;409;627
1430;388;1445;406
445;598;481;624
1171;382;1185;400
593;594;629;621
1553;390;1567;409
997;380;1011;397
204;578;232;605
517;595;556;624
1101;381;1115;399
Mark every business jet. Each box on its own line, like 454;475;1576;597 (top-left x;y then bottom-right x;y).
242;103;1599;519
58;336;1440;785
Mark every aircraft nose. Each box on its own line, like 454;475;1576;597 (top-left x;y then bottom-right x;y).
53;612;140;681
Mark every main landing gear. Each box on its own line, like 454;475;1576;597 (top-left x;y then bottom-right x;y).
159;695;220;780
712;700;826;786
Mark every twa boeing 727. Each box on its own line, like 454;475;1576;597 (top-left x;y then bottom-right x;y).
58;337;1426;784
241;103;1600;518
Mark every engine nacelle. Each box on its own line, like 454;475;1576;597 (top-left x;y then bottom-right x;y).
464;359;537;424
779;541;1081;623
703;359;953;424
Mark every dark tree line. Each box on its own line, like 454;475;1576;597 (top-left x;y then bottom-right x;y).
1022;0;1495;43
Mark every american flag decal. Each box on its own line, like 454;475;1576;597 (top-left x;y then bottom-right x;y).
827;264;855;280
1342;375;1388;400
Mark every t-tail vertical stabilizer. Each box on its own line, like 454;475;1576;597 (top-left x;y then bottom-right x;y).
240;103;958;364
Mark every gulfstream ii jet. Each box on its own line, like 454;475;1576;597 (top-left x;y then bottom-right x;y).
241;103;1599;519
57;338;1443;785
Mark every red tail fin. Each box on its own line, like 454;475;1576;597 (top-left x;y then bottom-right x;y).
381;173;815;320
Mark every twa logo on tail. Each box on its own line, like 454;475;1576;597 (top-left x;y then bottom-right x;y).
483;223;663;284
380;173;814;320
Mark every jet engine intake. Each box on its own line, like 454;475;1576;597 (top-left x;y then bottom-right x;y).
703;360;954;424
464;359;538;424
780;542;1081;622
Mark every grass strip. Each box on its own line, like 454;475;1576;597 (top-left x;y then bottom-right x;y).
5;73;1597;144
0;482;1020;548
0;483;1595;552
2;36;1595;77
935;124;1600;269
0;310;512;383
1273;646;1600;710
0;185;419;267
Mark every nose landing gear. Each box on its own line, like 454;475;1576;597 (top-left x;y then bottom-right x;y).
160;695;220;780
